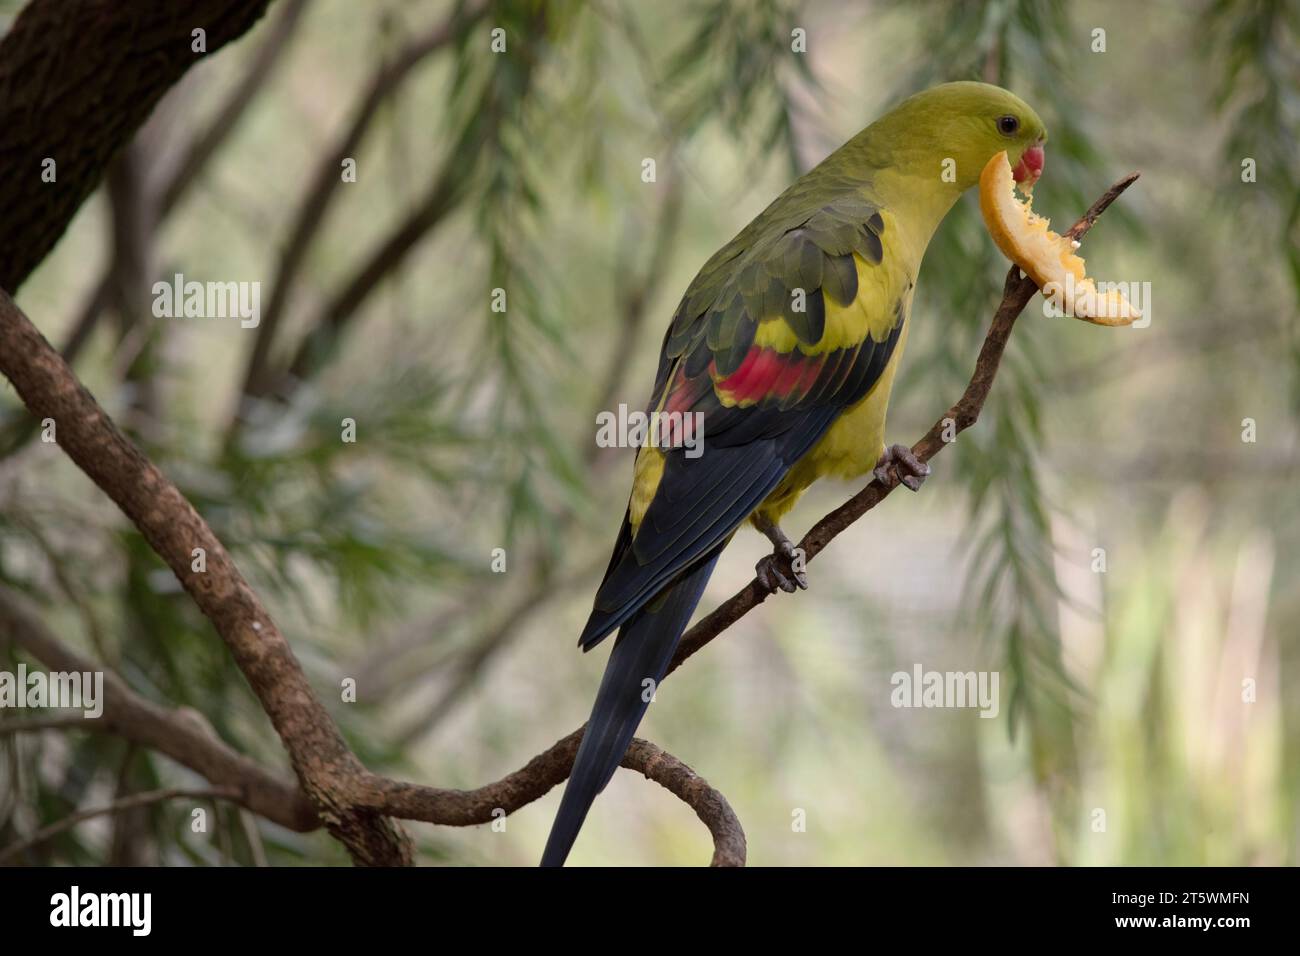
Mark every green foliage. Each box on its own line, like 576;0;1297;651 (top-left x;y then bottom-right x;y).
1204;0;1300;405
660;0;818;174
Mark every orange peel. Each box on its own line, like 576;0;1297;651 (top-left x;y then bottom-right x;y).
979;150;1139;326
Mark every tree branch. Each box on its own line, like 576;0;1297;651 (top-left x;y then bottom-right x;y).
376;176;691;736
624;737;746;867
0;0;277;291
0;583;743;865
0;290;411;866
353;731;746;866
156;0;312;218
0;714;91;735
0;584;318;832
277;157;466;389
236;0;488;404
0;286;738;864
0;786;242;864
587;176;688;465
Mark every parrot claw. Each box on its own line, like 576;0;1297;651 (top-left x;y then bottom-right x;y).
752;516;807;593
755;538;807;594
873;443;931;492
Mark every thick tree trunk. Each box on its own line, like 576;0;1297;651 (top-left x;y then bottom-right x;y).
0;0;275;291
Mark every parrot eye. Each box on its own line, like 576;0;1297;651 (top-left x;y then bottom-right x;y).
997;114;1020;136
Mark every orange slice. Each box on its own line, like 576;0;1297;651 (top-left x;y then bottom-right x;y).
979;150;1139;326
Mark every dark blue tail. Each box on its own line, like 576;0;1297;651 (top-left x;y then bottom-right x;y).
540;547;723;867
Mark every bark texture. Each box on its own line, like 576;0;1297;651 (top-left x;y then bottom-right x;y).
0;288;412;865
0;0;275;291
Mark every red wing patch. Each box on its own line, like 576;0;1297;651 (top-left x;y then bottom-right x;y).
713;346;820;405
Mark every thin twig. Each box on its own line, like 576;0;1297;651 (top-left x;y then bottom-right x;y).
587;177;687;463
278;158;467;389
382;178;690;734
0;585;318;832
156;0;311;217
0;786;241;864
236;0;488;404
379;553;607;739
0;715;92;735
8;512;112;662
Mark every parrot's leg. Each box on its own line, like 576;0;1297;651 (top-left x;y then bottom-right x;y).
752;515;808;593
873;443;931;492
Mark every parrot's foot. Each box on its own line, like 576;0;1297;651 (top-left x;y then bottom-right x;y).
873;443;931;492
752;518;807;594
755;541;807;594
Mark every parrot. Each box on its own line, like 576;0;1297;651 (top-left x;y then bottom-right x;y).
542;81;1047;866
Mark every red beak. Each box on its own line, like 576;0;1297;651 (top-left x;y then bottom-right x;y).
1012;143;1045;185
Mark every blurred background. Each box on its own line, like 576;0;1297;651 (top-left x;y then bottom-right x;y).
0;0;1296;865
